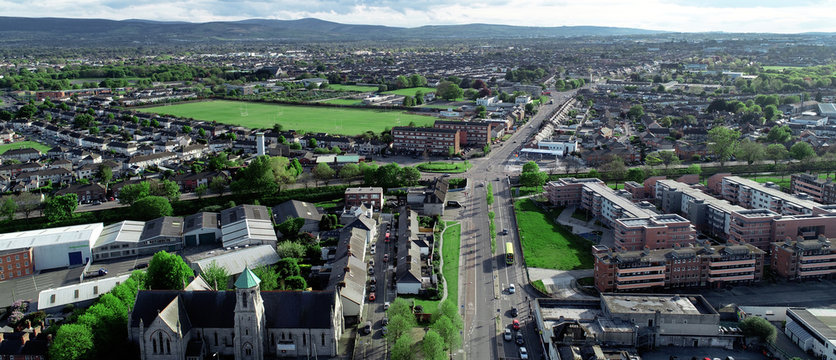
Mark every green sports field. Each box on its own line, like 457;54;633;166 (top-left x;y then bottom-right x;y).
141;100;434;135
0;141;52;155
382;87;437;96
326;84;378;92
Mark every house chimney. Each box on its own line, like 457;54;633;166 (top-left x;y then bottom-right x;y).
256;132;265;156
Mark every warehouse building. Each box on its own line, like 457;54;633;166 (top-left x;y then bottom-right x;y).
0;223;103;272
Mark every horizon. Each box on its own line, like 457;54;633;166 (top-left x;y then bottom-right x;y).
2;0;836;34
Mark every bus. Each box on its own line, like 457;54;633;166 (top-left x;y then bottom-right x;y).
505;242;515;265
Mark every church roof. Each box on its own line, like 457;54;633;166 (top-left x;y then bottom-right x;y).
234;267;261;289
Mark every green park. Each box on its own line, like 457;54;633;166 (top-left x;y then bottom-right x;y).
0;140;52;155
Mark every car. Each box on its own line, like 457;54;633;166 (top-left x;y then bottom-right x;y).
512;319;520;330
442;173;451;177
382;316;389;325
510;307;518;317
369;259;375;267
370;247;376;255
368;267;375;275
370;278;376;285
383;254;389;262
381;326;388;336
370;284;376;292
362;321;372;335
385;232;390;242
515;332;524;345
384;302;390;310
368;292;376;301
133;263;148;270
509;283;516;294
504;329;512;341
92;200;101;205
502;228;508;235
519;347;528;359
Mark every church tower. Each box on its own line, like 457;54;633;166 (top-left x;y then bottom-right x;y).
233;267;266;360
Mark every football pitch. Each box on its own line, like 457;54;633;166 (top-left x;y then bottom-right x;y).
141;100;434;135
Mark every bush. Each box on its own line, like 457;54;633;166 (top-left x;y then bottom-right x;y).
740;316;777;343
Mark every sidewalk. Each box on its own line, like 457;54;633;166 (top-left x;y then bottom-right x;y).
556;206;598;234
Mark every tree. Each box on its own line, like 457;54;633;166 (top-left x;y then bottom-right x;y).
146;251;193;290
44;194;78;222
276;240;306;258
150;179;180;202
740;316;777;343
790;141;815;161
308;138;318;148
687;164;702;175
312;163;336;184
522;161;540;173
202;261;229;290
735;139;765;165
766;125;792;143
15;104;37;119
708;127;741;167
627;104;644;120
766;143;789;165
422;330;446;360
252;265;279;291
182;125;192;133
207;152;234;171
438;300;463;329
49;324;94;360
432;315;461;350
626;167;647;183
73;113;94;128
209;176;228;194
118;182;151;205
391;334;414;360
409;74;427;87
277;217;305;238
195;184;208;199
763;104;779;122
436;81;463;100
519;170;547;188
0;197;16;221
645;152;663;168
276;258;301;278
131;196;173;220
402;95;415;107
339;163;361;181
230;156;287;195
601;156;627;184
16;192;40;218
96;165;113;192
399;166;421;187
284;275;307;290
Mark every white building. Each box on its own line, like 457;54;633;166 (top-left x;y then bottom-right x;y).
38;274;131;312
790;115;828;127
0;223;103;270
476;96;498;107
191;245;280;277
785;308;836;360
515;95;531;104
92;220;145;261
220;205;278;248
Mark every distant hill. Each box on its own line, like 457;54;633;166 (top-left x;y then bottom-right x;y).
0;17;664;46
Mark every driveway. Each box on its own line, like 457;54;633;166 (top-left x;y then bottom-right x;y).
528;268;595;299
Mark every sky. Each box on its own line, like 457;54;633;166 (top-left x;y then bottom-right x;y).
3;0;836;33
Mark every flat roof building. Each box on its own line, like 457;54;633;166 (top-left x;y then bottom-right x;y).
0;223;103;270
771;236;836;280
92;220;145;261
220;205;277;248
785;308;836;360
614;214;696;251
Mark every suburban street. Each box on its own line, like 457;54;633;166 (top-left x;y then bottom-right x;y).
355;216;393;359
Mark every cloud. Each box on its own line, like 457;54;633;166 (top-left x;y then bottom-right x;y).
1;0;835;33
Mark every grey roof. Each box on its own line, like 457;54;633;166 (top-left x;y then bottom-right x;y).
192;245;280;276
345;215;375;232
140;216;184;241
220;204;271;226
94;220;145;248
183;212;219;234
272;200;321;223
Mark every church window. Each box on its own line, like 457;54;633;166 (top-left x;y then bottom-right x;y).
242;292;248;308
166;339;171;354
281;332;285;340
153;338;157;353
245;328;249;336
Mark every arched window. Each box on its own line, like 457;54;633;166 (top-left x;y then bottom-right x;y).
158;332;163;353
166;339;171;354
152;338;157;353
242;291;248;308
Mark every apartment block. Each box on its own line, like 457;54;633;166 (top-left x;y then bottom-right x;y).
791;173;836;204
391;126;460;155
433;120;493;146
0;248;34;282
655;179;745;238
716;175;823;215
545;178;658;227
613;214;696;251
593;243;765;292
344;187;384;210
729;209;836;251
771;236;836;279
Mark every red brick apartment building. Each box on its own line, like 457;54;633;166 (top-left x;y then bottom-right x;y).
391;126;461;155
613;214;697;251
433;120;493;147
771;236;836;279
791;173;836;204
545;178;657;227
728;209;836;251
0;248;34;282
344;187;384;210
593;243;765;292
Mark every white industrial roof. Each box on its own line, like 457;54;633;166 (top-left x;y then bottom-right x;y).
93;220;145;249
37;274;131;310
192;245;280;276
0;223;104;252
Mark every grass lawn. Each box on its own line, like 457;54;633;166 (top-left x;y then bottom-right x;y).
382;87;438;96
326;84;378;92
140;100;434;135
320;99;362;105
762;66;804;71
414;221;460;315
0;141;52;155
501;134;512;141
314;199;343;209
512;186;542;198
748;176;791;190
514;198;594;270
416;161;472;173
531;279;548;295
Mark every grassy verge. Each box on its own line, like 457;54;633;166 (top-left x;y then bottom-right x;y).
414;221;460;315
0;140;52;154
511;186;542;198
320;98;362;105
514;198;594;270
486;183;494;205
326;84;378;92
382;87;438;96
488;211;496;254
416;161;472;173
531;279;549;295
501;134;512;141
314;198;343;209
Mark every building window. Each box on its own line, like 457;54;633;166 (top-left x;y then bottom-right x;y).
166;339;171;354
74;290;79;299
153;338;157;353
322;333;325;346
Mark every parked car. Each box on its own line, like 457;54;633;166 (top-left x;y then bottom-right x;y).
504;329;512;341
512;319;520;330
370;247;376;255
86;267;108;278
362;321;372;335
368;267;375;275
368;292;376;301
515;332;524;345
510;307;518;317
509;283;516;294
382;316;389;325
381;326;388;336
370;284;376;292
384;302;390;310
519;347;528;359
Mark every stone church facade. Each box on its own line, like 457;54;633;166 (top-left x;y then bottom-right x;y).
129;268;344;359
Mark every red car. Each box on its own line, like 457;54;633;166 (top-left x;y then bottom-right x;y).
369;292;376;301
512;319;520;330
385;232;390;242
